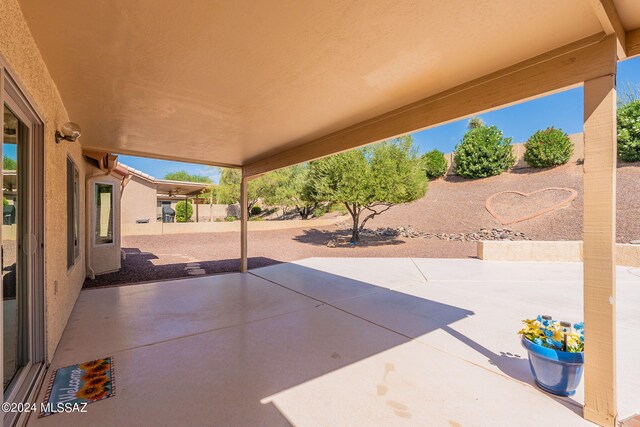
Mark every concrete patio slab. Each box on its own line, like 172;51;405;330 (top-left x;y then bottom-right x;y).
54;273;319;363
265;339;590;427
28;258;639;426
251;257;426;304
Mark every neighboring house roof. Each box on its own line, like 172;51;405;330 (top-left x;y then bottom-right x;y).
2;170;16;192
120;163;209;197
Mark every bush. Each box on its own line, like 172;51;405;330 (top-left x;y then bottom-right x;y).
453;125;515;179
224;215;237;222
175;201;193;222
329;203;347;214
422;149;448;179
618;100;640;162
250;206;262;216
312;204;328;218
523;127;573;168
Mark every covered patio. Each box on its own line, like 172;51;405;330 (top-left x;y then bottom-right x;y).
29;258;640;426
3;0;640;425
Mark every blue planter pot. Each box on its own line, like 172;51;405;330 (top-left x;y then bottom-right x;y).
521;337;584;396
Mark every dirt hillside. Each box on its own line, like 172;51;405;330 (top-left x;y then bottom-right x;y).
367;162;640;243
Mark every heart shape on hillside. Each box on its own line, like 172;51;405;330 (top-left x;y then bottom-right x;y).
485;187;578;225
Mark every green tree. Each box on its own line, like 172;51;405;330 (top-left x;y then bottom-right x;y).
454;123;515;179
467;117;484;129
422;149;448;179
217;169;270;214
617;99;640;162
163;170;211;183
3;155;16;170
262;165;319;219
175;200;193;222
308;136;427;242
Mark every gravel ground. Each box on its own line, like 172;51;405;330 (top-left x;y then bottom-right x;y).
84;162;639;288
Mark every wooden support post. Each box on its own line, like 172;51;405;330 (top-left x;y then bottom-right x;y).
240;174;248;273
583;72;617;426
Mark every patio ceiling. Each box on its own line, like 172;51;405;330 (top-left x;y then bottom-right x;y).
18;0;637;168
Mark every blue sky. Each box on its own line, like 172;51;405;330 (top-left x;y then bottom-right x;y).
6;57;639;182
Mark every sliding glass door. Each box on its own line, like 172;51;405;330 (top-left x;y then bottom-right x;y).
2;67;45;426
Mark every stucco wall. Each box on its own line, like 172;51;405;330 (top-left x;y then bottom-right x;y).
478;241;640;268
1;0;87;362
121;175;157;224
122;215;348;236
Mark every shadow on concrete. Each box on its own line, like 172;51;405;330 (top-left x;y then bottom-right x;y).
291;228;405;247
82;247;281;289
248;262;582;422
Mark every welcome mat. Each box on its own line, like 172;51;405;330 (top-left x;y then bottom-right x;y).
40;357;115;417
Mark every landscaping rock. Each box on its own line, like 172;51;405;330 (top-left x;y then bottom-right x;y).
339;225;531;242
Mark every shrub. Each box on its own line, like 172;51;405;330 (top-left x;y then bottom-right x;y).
453;125;515;179
467;117;484;129
329;203;347;214
523;127;573;168
312;204;328;218
618;100;640;162
224;215;237;222
250;206;262;216
422;149;448;179
175;201;193;222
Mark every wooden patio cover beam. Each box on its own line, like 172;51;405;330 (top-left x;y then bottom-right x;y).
243;33;615;177
588;0;627;59
626;28;640;58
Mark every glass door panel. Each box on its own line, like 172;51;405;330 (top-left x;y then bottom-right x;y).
3;104;24;390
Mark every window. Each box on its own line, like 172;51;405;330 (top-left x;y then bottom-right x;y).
95;183;114;245
66;158;80;268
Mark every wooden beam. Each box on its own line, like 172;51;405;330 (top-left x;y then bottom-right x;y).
239;175;248;273
626;28;640;59
589;0;627;59
243;34;615;177
82;144;242;170
583;68;618;425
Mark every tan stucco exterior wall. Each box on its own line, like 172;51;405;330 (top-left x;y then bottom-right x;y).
121;175;158;224
478;241;640;268
1;0;87;362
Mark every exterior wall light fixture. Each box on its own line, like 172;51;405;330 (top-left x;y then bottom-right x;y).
55;122;82;143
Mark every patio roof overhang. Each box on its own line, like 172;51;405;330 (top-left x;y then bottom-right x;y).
155;180;208;197
16;1;640;426
17;0;640;171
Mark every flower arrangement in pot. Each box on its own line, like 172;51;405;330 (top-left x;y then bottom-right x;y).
518;315;584;396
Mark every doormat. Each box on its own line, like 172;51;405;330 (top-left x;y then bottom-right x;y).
40;357;115;417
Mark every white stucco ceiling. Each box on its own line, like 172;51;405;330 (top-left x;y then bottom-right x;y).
18;0;613;166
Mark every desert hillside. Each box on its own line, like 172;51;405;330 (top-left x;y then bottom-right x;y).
368;162;640;243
